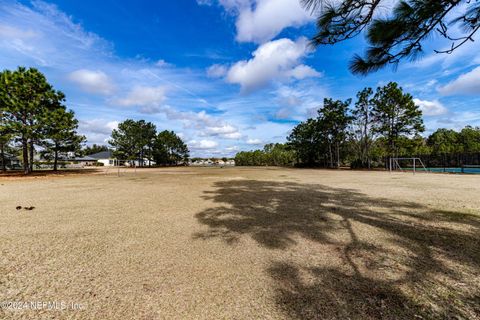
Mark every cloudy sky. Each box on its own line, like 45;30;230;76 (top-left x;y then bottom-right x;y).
1;0;479;156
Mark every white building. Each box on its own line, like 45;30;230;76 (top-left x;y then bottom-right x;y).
88;151;115;166
87;151;156;167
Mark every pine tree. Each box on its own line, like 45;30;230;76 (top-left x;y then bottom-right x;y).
352;88;374;168
371;82;424;168
318;98;353;168
42;107;85;171
109;119;156;166
302;0;480;74
0;67;62;174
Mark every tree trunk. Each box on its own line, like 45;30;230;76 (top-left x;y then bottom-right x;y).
29;140;34;172
364;117;371;169
336;141;340;169
53;147;58;171
0;142;5;173
328;143;333;168
22;136;29;174
366;139;371;170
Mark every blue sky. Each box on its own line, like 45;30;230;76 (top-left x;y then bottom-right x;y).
1;0;479;156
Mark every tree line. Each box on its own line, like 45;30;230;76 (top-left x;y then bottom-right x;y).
235;82;480;168
108;119;189;166
235;143;295;166
0;67;84;173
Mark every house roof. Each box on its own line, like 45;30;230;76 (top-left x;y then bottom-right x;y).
75;156;97;161
87;150;113;159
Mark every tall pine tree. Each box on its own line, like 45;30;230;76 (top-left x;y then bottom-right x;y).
371;82;424;168
0;67;62;174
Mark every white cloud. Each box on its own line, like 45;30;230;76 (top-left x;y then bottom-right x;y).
235;0;313;43
199;0;313;43
196;0;215;5
68;69;115;95
439;66;480;95
222;132;243;139
246;138;262;145
207;64;228;78
204;124;238;135
188;139;219;150
79;119;118;135
148;106;243;140
0;24;38;39
286;64;320;79
0;1;113;68
200;124;243;140
114;85;167;107
413;99;448;116
425;111;480;132
226;37;321;93
155;59;172;67
79;119;119;144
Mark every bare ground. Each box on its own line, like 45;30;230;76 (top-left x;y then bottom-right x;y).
0;167;479;319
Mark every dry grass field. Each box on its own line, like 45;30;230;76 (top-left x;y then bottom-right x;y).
1;167;479;319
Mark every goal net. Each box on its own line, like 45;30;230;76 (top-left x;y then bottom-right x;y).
390;157;428;174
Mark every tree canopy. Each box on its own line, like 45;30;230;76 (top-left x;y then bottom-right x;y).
0;67;84;173
371;82;424;156
83;144;109;156
153;130;189;166
235;143;295;167
109;120;189;166
302;0;480;74
41;107;85;171
109;119;157;165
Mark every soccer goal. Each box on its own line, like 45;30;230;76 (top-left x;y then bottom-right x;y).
390;157;428;174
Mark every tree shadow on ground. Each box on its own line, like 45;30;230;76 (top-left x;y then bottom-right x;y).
194;180;480;319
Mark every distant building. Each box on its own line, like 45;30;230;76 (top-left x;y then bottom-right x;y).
87;151;115;166
59;155;98;167
87;151;156;167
